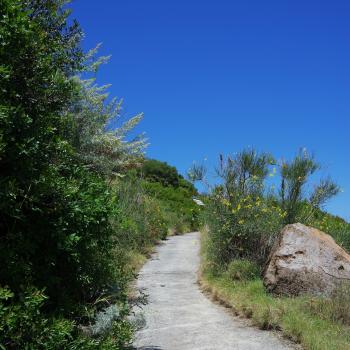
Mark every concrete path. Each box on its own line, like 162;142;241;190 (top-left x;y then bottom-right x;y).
133;232;296;350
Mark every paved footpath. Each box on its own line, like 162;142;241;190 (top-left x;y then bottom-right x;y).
133;232;296;350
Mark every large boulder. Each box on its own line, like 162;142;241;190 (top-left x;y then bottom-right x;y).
263;223;350;296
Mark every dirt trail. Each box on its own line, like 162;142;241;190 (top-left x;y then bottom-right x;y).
133;232;296;350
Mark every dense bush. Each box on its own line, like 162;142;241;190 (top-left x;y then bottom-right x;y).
0;1;177;348
0;286;130;350
195;148;344;271
141;159;192;189
142;180;200;233
112;177;168;253
196;150;282;267
203;192;284;267
134;159;200;232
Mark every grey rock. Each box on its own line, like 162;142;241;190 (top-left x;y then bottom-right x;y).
264;223;350;296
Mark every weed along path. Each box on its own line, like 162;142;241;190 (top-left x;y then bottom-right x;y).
132;232;295;350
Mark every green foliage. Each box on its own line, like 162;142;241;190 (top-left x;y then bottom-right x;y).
203;193;283;267
0;286;132;350
142;159;181;187
127;158;201;233
199;149;349;350
0;163;122;311
112;177;168;253
0;1;145;348
280;149;339;224
142;179;200;233
198;150;283;266
310;211;350;252
69;72;147;176
0;0;102;304
142;159;196;193
197;148;343;268
216;150;274;197
0;1;122;300
225;259;260;281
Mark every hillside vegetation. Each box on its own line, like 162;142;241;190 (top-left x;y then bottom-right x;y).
192;149;350;350
1;1;349;349
140;159;199;233
0;1;196;348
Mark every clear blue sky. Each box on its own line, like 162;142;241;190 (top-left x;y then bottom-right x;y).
70;0;349;220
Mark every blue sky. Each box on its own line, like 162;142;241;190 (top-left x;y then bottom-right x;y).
70;0;349;220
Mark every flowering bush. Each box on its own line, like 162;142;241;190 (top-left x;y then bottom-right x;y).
204;193;284;269
195;148;343;273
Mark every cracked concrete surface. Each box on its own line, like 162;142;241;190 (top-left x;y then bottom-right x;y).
133;232;296;350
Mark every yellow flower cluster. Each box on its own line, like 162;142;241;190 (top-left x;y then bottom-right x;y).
220;195;287;220
221;198;230;207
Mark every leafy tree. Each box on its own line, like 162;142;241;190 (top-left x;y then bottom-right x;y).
142;159;194;189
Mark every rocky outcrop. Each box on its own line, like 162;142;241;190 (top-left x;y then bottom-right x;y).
263;223;350;296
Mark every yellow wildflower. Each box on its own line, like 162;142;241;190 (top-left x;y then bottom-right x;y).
221;198;230;207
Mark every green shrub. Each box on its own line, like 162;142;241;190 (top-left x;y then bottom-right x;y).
0;2;143;347
0;0;123;313
311;211;350;252
0;287;133;350
202;194;283;268
142;180;200;232
112;178;168;251
144;197;168;241
141;159;182;188
226;259;260;281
